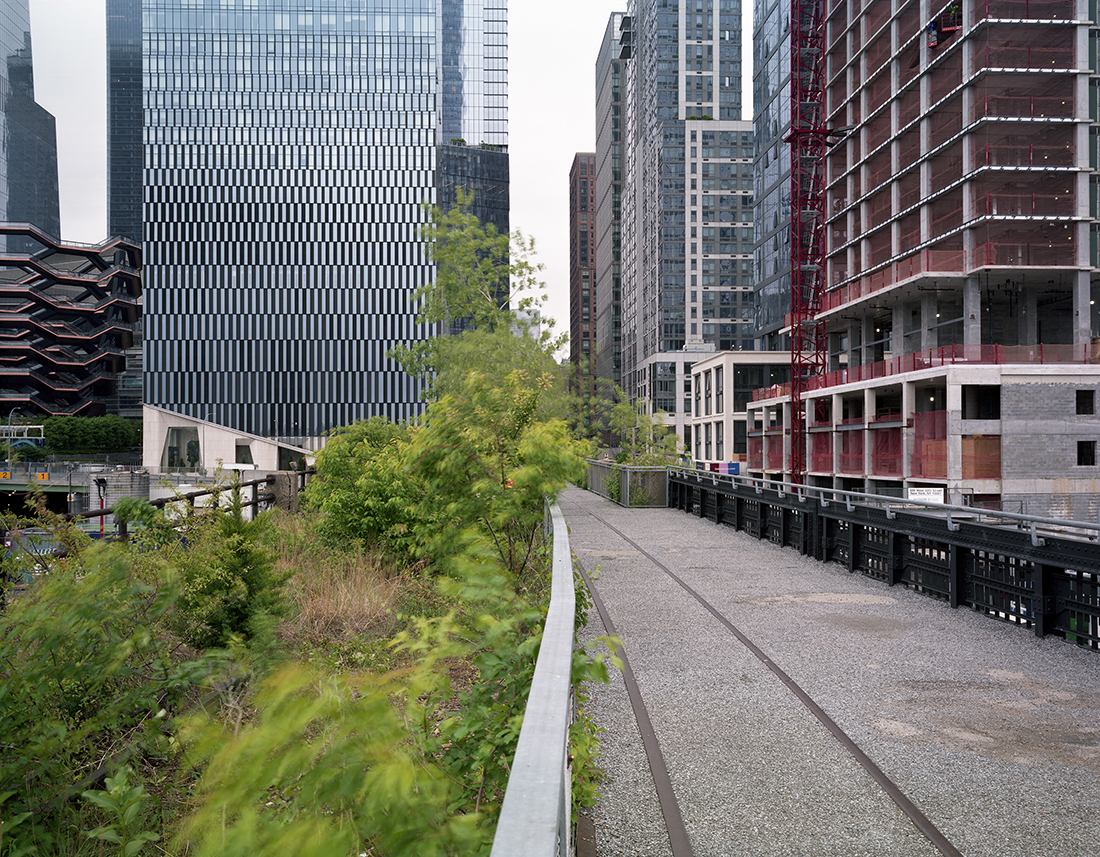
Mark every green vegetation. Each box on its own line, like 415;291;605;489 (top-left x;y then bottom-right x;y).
580;379;682;464
41;416;141;453
0;202;612;856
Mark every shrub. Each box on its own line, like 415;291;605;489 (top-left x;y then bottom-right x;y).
0;546;211;853
171;490;290;651
303;418;423;560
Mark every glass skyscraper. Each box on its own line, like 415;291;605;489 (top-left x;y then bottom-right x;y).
106;0;142;244
751;0;791;348
0;0;60;243
108;0;507;440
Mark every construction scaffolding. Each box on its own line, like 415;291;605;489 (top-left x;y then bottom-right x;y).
787;0;828;482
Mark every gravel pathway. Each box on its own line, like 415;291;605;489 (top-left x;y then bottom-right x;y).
561;485;1100;857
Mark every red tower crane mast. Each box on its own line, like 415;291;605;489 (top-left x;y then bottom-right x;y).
786;0;829;483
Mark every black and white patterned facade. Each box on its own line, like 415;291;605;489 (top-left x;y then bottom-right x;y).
109;0;508;440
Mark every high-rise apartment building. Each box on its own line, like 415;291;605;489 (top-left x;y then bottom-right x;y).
617;0;753;447
569;153;597;400
747;0;1100;518
594;13;627;391
0;0;59;244
109;0;507;442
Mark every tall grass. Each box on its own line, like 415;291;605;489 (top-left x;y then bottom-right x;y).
262;513;403;644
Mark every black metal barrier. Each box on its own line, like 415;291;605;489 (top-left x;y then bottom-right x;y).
668;469;1100;650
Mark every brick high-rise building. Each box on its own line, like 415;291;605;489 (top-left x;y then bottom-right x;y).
747;0;1100;518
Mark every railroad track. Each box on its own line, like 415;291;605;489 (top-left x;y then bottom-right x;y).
567;497;966;857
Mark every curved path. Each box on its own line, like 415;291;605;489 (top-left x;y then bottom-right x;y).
561;486;1100;857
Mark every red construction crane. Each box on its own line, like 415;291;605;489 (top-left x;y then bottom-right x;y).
786;0;828;483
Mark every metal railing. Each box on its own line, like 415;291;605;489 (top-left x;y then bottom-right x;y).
66;469;314;538
491;501;575;857
669;468;1100;648
585;459;669;507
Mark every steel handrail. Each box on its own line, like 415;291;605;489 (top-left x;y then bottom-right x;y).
669;466;1100;540
490;501;575;857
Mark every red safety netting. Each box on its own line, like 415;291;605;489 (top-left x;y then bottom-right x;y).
748;435;763;470
871;426;903;477
766;434;785;470
810;432;833;472
839;429;864;475
971;124;1074;168
970;23;1074;72
912;410;948;478
971;74;1074;121
971;0;1073;25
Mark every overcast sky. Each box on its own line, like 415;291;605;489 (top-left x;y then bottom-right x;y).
28;0;749;344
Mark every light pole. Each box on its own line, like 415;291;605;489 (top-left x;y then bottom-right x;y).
94;477;107;540
201;412;213;477
6;408;20;465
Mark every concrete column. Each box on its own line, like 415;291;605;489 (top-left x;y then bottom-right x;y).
921;291;938;351
892;303;907;355
1074;269;1091;347
863;316;876;365
902;380;915;479
962;275;982;346
847;320;860;367
271;471;300;514
1022;289;1038;345
864;387;875;477
947;382;963;483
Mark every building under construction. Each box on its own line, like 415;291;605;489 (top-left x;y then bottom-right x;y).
747;0;1100;518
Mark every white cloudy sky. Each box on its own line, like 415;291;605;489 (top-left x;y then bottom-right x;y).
28;0;750;344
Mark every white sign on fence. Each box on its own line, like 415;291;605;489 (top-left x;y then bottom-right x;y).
908;486;944;504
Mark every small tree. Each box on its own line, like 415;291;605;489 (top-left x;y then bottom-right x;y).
391;192;566;399
406;369;584;580
302;417;422;560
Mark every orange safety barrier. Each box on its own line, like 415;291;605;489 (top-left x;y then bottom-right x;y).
974;94;1074;120
972;45;1074;71
974;143;1074;168
976;192;1074;217
912;410;948;478
962;435;1002;479
750;343;1091;403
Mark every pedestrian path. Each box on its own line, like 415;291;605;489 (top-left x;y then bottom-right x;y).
560;485;1100;857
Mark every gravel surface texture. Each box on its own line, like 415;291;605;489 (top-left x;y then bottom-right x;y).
561;485;1100;857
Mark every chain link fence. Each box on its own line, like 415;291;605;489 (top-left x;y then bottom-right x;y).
585;460;668;508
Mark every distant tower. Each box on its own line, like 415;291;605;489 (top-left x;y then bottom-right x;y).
569;153;597;400
0;0;60;243
594;12;627;391
106;0;141;244
618;0;755;445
